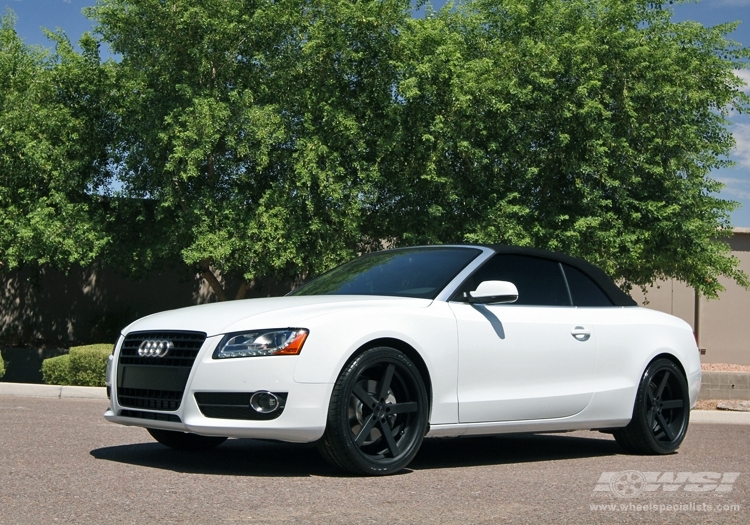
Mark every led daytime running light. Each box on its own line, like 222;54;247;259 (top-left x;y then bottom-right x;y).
213;328;309;359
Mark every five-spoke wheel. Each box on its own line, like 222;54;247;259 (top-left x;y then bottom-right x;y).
317;347;429;475
614;358;689;454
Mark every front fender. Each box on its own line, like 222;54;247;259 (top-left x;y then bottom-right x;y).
292;301;460;425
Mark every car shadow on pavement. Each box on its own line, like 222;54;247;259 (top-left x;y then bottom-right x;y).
91;431;620;477
90;438;337;477
411;432;620;471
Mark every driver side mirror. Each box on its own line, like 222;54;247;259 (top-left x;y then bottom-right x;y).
466;280;519;304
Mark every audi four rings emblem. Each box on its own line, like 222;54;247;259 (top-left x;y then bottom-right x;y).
137;340;174;357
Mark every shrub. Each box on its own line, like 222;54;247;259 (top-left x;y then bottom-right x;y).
69;344;113;387
0;352;5;378
42;354;71;385
41;344;113;386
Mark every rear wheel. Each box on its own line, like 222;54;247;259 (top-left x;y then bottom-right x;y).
147;428;227;451
317;347;429;475
614;358;689;454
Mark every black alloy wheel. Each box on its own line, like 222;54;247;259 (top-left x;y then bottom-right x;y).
317;347;429;475
147;428;228;451
614;358;690;454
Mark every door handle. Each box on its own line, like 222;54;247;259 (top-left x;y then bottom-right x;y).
571;326;591;341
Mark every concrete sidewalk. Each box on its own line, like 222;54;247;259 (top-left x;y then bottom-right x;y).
0;382;107;400
1;382;749;425
689;409;750;425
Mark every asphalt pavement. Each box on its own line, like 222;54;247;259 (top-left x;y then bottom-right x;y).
0;391;748;524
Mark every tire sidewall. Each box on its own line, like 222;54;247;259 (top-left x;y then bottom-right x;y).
332;347;429;475
634;359;690;454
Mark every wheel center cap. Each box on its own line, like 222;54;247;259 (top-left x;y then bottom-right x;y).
374;403;386;419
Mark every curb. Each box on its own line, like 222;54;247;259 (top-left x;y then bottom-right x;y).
0;382;107;400
690;409;750;425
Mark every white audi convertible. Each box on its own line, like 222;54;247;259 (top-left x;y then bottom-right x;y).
104;245;701;475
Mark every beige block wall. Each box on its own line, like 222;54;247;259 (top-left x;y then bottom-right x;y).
630;229;750;366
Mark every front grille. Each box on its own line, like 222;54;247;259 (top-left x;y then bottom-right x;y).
117;330;206;411
119;330;206;367
119;409;182;423
118;387;183;410
195;392;288;420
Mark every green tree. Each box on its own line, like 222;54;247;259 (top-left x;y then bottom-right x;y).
380;0;749;296
0;12;114;272
3;0;747;301
87;0;410;299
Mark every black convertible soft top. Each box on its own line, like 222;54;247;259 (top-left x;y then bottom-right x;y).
486;245;637;307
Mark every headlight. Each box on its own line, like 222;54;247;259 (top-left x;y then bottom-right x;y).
213;328;309;359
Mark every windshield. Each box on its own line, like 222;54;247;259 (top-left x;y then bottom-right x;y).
290;247;482;299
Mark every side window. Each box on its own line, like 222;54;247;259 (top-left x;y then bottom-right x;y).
563;264;613;307
463;254;571;306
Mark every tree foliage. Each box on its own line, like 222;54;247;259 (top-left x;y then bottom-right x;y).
380;0;750;295
0;0;748;299
0;12;114;271
86;0;410;299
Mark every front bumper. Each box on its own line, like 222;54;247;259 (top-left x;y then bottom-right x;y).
104;335;332;443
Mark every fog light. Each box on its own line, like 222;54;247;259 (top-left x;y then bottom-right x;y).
250;391;281;413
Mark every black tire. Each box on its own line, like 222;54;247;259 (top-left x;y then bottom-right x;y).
147;428;228;451
614;358;690;454
317;347;429;475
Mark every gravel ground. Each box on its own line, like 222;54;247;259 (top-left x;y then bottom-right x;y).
701;363;750;372
695;400;734;410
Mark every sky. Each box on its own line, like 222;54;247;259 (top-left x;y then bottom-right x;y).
4;0;750;226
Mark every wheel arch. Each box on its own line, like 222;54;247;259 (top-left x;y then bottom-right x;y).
648;352;687;381
347;337;434;420
613;351;691;454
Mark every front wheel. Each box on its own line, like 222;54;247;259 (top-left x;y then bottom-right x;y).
147;428;228;451
317;347;429;475
614;358;690;454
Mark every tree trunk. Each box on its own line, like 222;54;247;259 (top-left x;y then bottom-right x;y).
200;260;227;302
235;280;253;300
200;260;253;301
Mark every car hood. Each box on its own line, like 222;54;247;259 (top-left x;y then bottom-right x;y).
121;295;433;337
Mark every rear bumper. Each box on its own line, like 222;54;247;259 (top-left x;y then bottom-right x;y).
689;368;702;410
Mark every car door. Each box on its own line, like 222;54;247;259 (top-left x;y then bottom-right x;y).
450;254;597;423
